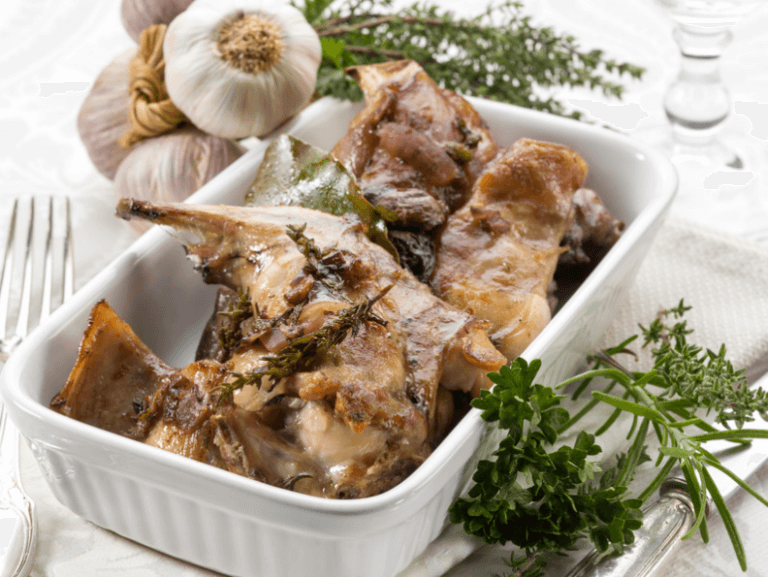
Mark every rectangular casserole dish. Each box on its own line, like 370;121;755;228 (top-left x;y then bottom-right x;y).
0;96;677;577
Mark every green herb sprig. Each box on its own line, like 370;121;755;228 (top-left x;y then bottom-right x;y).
216;286;390;402
217;288;254;354
450;302;768;575
298;0;644;119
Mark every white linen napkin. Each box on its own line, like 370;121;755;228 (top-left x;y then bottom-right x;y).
18;216;768;576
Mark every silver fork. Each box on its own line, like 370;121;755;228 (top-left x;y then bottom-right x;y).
0;196;74;577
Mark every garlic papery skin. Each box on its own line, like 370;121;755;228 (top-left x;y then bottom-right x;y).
114;126;245;233
77;49;136;180
163;0;321;140
121;0;195;43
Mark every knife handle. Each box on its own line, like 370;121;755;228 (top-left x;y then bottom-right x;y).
565;478;703;577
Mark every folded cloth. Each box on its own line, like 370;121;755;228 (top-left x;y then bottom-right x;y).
399;216;768;577
19;217;768;576
600;216;768;379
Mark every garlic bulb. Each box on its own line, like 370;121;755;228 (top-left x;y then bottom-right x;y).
114;126;245;233
120;0;194;43
77;49;135;180
163;0;321;139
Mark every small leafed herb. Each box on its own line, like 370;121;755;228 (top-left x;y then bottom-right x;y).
450;301;768;575
216;286;390;402
298;0;645;119
217;288;254;354
287;223;350;294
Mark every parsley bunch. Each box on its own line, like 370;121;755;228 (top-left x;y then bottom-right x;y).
449;360;645;564
297;0;644;119
450;302;768;575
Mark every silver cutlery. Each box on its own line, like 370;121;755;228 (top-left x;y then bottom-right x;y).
0;196;74;577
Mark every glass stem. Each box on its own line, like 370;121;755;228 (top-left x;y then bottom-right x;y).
664;24;733;146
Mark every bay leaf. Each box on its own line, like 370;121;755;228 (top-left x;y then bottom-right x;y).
245;134;398;260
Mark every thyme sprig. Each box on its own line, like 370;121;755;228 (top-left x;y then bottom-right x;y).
216;286;391;402
217;288;254;354
639;300;768;429
287;223;351;296
450;302;768;575
299;0;644;119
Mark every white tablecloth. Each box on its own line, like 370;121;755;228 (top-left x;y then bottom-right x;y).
2;0;768;575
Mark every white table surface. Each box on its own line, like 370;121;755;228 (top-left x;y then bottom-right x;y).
2;0;768;575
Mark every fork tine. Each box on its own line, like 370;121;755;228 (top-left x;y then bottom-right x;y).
63;196;74;302
40;197;55;320
0;198;19;339
14;197;35;341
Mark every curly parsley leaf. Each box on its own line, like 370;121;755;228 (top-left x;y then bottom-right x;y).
450;358;643;557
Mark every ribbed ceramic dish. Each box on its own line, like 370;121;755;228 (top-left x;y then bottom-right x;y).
1;96;677;577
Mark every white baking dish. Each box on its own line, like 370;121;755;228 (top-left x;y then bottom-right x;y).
1;96;677;577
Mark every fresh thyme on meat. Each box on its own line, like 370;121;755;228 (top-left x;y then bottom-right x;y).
101;198;506;498
450;301;768;575
217;288;254;355
217;285;391;401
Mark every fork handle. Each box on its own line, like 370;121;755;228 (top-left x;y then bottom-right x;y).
565;478;696;577
0;403;37;577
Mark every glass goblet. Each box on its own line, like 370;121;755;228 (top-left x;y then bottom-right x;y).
639;0;768;173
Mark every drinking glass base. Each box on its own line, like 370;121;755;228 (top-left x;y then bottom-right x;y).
634;125;767;175
633;125;768;239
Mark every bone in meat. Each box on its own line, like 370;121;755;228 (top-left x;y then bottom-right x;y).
430;138;588;360
115;199;506;495
331;60;499;213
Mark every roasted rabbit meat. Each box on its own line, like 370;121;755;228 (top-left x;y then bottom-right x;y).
331;60;500;279
560;188;624;266
431;138;589;360
51;301;333;493
52;199;506;498
52;60;626;500
332;59;499;213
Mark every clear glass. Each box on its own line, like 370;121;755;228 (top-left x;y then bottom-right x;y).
638;0;767;167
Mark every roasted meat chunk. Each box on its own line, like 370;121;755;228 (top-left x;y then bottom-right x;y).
84;199;506;497
431;138;588;360
332;60;499;213
560;188;624;266
50;301;226;462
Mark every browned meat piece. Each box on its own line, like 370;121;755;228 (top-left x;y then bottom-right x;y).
50;300;328;493
560;188;625;266
50;300;224;463
113;199;506;496
377;123;466;189
362;185;448;231
195;286;241;362
50;300;176;440
332;60;499;213
431;139;588;360
387;230;435;283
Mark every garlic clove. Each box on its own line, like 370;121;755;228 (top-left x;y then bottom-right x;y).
114;126;245;233
77;49;136;181
120;0;195;43
163;0;321;140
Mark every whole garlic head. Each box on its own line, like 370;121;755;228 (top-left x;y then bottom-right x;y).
163;0;321;140
114;126;245;233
